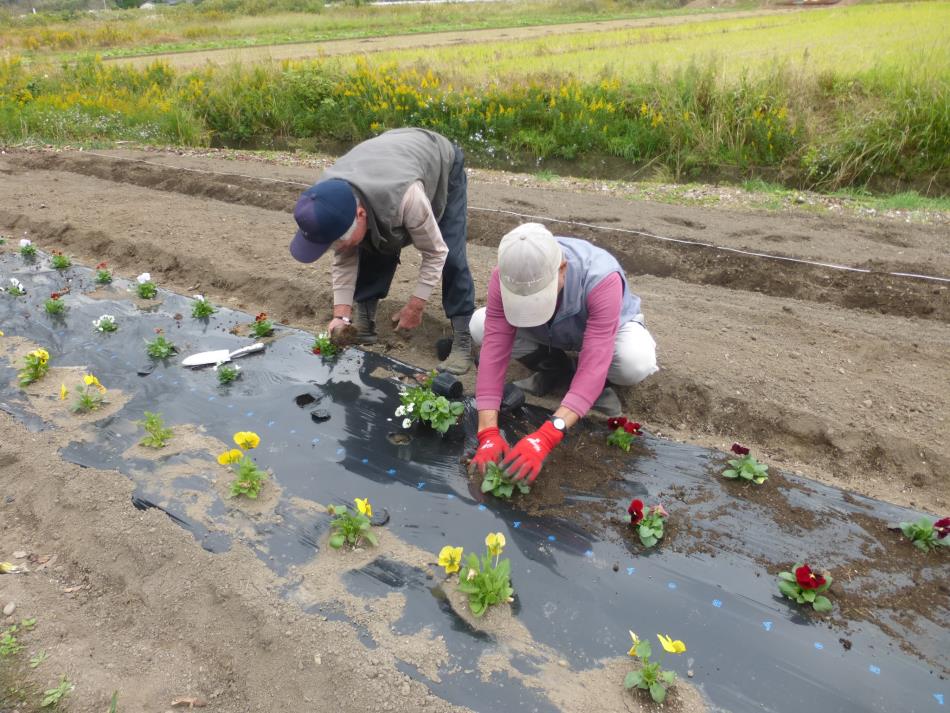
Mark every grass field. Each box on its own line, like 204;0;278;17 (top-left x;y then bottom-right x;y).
357;3;949;81
0;1;947;194
0;0;724;58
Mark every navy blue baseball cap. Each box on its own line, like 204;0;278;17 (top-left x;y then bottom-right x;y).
290;179;358;263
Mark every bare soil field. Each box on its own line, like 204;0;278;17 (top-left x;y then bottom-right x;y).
1;146;947;711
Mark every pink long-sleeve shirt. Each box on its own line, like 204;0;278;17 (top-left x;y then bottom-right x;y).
476;269;623;417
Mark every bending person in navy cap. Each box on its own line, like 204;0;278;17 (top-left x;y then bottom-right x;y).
290;128;475;375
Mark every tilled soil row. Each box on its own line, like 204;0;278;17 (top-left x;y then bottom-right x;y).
10;150;949;323
1;208;946;512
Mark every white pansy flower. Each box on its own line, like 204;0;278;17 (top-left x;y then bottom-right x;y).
394;405;406;417
402;418;412;429
406;402;414;413
136;272;151;284
19;239;31;248
9;278;22;289
194;294;204;301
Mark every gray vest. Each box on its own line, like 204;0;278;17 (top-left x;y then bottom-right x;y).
521;237;641;351
323;128;455;255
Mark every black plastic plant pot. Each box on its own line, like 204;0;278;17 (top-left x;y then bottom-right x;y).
431;371;463;399
500;383;526;413
436;337;453;361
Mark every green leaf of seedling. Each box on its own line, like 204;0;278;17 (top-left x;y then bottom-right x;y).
660;670;677;684
481;477;495;493
812;595;833;613
913;539;930;552
640;534;658;548
635;640;652;659
450;402;465;416
722;469;738;479
802;589;816;603
329;533;345;549
362;530;379;546
777;580;800;598
817;575;832;591
469;599;485;617
624;671;640;690
778;571;796;582
457;581;478;594
649;682;667;704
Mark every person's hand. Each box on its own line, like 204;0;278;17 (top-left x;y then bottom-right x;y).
392;297;426;334
468;426;510;475
328;317;350;335
501;421;564;484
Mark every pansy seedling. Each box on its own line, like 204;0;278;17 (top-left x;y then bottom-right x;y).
723;443;768;484
777;563;834;612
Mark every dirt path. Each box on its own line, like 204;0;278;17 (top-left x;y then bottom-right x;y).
102;8;797;69
1;146;947;710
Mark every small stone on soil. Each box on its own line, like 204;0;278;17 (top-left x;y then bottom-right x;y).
12;551;27;559
2;602;15;616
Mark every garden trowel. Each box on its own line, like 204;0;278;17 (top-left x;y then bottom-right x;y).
181;342;266;368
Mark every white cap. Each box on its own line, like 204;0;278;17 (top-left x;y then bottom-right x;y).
497;223;563;328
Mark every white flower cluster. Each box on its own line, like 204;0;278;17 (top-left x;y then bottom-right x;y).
394;401;415;429
19;239;31;248
136;272;151;284
4;277;24;294
213;361;241;373
194;293;206;302
92;314;117;332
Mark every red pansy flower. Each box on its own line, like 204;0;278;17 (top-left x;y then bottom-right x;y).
50;292;62;300
607;416;628;430
731;443;750;455
934;517;950;539
312;347;321;355
96;261;108;269
795;564;826;590
627;498;644;525
255;312;267;322
624;421;641;434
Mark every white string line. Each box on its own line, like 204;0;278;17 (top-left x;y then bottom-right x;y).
82;151;950;285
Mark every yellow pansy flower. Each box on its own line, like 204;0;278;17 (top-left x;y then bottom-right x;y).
60;383;68;400
354;498;372;518
438;545;463;575
34;349;49;364
83;374;106;392
628;631;640;656
485;532;506;556
657;634;686;654
217;449;243;465
233;431;260;450
0;330;4;336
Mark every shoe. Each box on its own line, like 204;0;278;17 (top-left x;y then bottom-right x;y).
354;299;379;345
437;316;473;375
590;386;623;419
512;370;563;397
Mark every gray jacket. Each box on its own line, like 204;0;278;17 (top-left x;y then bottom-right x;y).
323;128;455;255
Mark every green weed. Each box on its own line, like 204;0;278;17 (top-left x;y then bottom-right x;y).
40;676;71;708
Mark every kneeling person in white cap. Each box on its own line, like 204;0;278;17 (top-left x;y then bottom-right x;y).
468;223;658;483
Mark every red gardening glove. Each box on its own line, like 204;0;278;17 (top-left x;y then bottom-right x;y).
468;426;510;475
502;421;564;484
